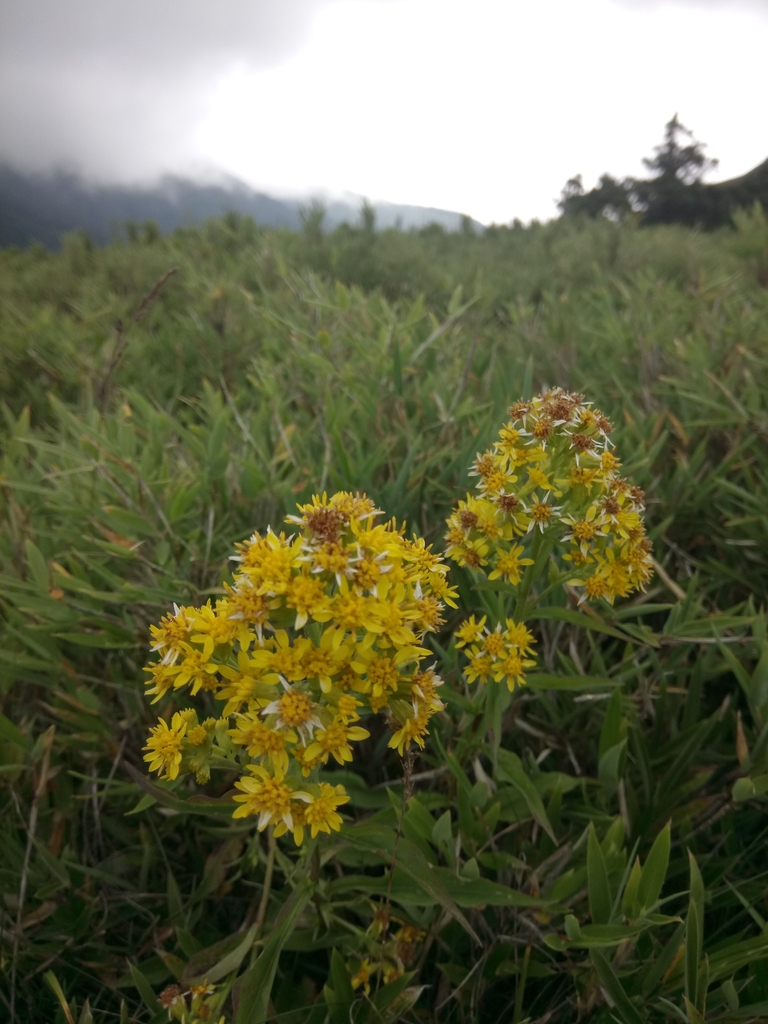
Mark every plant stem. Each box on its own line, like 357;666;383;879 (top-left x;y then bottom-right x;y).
255;828;276;938
514;529;546;621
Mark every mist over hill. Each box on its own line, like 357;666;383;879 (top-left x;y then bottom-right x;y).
0;165;483;249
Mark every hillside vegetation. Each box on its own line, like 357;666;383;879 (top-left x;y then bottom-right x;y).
2;208;768;1024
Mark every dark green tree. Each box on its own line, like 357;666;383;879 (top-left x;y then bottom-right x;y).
630;115;718;226
641;113;718;185
558;173;632;220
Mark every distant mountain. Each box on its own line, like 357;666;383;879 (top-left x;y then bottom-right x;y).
705;158;768;226
0;165;482;249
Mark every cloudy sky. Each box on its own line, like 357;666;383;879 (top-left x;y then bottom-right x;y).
1;0;766;223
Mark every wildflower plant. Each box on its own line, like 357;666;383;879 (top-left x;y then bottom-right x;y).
446;387;654;695
142;491;455;845
158;981;225;1024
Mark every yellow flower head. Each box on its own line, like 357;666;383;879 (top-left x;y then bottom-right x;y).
142;491;449;836
304;782;350;838
143;713;188;781
446;388;652;608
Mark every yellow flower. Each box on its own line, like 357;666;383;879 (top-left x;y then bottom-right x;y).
228;713;296;774
261;684;322;741
144;489;449;833
283;570;331;628
584;574;609;601
143;661;181;703
527;496;561;532
336;693;363;721
304;718;370;765
250;630;309;683
388;708;432;755
488;544;534;584
527;466;557;492
483;628;506;658
187;725;208;746
302;626;353;692
565;465;600;490
401;536;445;575
600;449;621;474
351;652;401;710
465;651;494;685
410;667;444;714
493;651;536;692
235;529;302;594
233;765;309;831
143;713;188;780
454;615;486;648
426;571;459;608
274;799;308;845
495;423;521;455
292;742;325;778
216;649;269;715
330;588;380;631
149;603;192;664
189;600;241;654
353;554;385;590
504;619;536;656
223;578;272;635
351;958;373;995
173;644;219;695
304;782;349;838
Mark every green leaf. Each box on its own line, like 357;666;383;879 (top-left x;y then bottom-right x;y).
187;924;258;985
373;971;414;1010
683;997;706;1024
0;711;32;751
123;762;235;816
233;879;314;1024
590;950;645;1024
637;822;671;914
392;335;403;396
567;922;648;948
529;606;656;646
25;539;49;593
525;672;620;692
587;823;612;925
53;631;137;649
685;851;704;1009
77;1001;94;1024
125;792;157;815
326;948;355;1024
44;971;75;1024
128;962;161;1013
433;870;553;908
685;901;701;1009
167;869;184;925
641;922;685;997
431;808;452;847
599;689;626;758
598;738;627;794
342;824;480;943
495;749;556;843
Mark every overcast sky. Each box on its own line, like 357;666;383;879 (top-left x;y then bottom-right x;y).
1;0;766;224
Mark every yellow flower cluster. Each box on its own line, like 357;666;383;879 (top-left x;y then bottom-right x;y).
158;981;225;1024
142;492;456;845
446;388;653;690
446;387;653;603
348;910;426;994
454;615;537;692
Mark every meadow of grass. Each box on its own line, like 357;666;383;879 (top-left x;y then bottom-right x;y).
2;207;768;1023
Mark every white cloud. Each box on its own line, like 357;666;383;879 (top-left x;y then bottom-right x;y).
194;0;768;222
1;0;766;222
